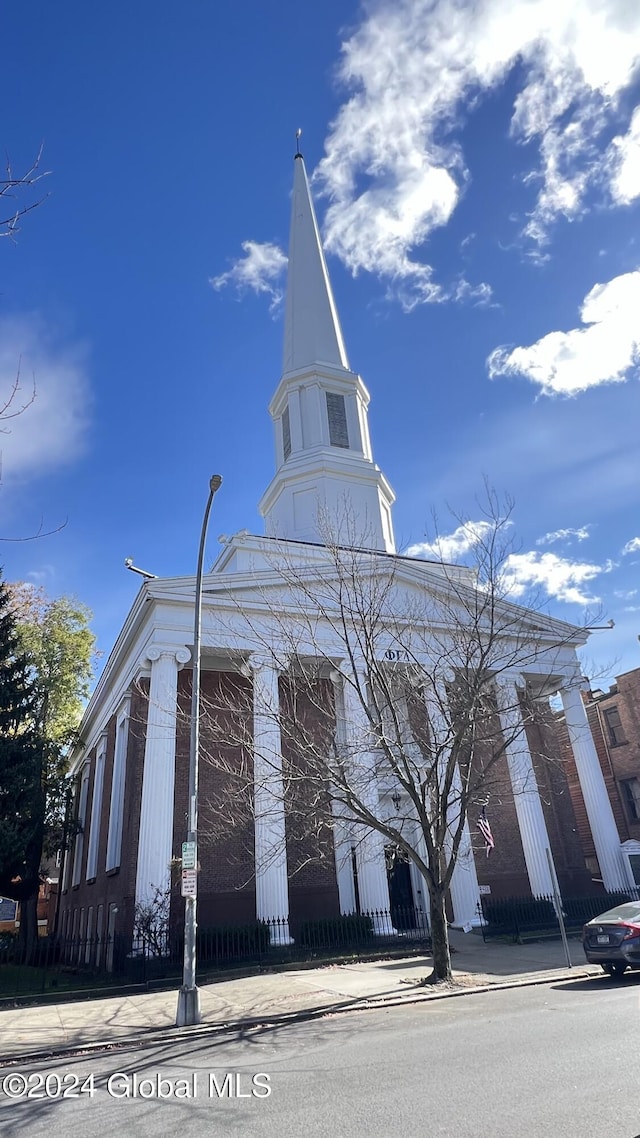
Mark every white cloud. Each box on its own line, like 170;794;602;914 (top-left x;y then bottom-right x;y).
406;519;496;561
614;588;638;600
452;278;495;306
311;0;640;303
607;104;640;206
0;315;90;481
536;525;591;545
27;565;55;583
487;269;640;395
210;241;287;313
622;536;640;554
408;522;612;603
211;3;640;312
500;550;610;604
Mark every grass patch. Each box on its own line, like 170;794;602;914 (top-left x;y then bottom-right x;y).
0;965;128;1001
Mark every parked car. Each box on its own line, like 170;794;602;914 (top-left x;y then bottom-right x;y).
582;901;640;976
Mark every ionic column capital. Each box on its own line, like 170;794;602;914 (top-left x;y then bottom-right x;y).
494;671;525;697
146;644;191;666
558;670;590;698
245;651;289;677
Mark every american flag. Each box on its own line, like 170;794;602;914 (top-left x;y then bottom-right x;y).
477;806;495;857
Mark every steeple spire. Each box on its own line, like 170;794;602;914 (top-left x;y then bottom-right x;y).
258;146;396;554
282;149;349;375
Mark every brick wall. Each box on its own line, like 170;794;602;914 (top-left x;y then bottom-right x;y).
280;676;340;926
172;669;257;930
58;683;147;949
525;705;594;895
555;672;640;879
467;698;593;899
594;669;640;841
470;726;530;898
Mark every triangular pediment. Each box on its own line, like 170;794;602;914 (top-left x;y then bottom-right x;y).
142;533;587;650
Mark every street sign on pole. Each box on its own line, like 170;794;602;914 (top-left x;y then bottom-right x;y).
181;869;197;898
182;841;196;869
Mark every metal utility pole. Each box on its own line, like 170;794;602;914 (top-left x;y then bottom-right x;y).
176;474;223;1027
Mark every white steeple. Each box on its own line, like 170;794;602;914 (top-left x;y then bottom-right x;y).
283;152;349;375
258;148;396;554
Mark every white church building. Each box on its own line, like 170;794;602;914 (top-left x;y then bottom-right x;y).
59;151;635;962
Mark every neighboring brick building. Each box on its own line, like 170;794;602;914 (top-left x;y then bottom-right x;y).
556;667;640;887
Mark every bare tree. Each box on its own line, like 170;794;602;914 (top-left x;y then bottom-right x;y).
1;145;50;244
0;145;65;542
195;492;599;983
133;883;172;958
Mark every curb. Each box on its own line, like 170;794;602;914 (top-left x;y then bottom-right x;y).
0;965;602;1068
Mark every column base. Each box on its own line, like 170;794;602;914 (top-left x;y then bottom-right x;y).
269;923;294;946
449;917;485;930
370;914;397;936
176;985;202;1027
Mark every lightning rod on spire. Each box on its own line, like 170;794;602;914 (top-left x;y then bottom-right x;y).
295;128;302;158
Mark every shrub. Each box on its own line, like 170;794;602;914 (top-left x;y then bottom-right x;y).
0;930;17;957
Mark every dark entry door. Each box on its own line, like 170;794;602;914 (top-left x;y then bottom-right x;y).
386;847;416;930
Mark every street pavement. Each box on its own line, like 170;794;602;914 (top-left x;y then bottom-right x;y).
1;977;640;1137
0;932;604;1064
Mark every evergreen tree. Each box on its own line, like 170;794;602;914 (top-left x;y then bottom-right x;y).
0;578;95;957
0;572;45;954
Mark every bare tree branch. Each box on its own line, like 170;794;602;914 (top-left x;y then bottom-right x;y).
0;144;51;242
155;490;603;982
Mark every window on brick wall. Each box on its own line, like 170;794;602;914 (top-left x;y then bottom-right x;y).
86;737;107;881
603;705;627;746
71;768;91;887
621;777;640;821
326;391;349;448
106;702;130;872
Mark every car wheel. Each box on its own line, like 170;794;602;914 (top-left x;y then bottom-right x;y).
602;963;627;977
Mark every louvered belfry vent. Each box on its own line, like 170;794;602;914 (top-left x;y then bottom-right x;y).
282;405;292;460
326;391;349;448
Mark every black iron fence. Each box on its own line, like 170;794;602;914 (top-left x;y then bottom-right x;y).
478;887;640;943
0;906;431;998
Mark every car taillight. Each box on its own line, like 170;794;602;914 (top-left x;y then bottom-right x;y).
621;922;640;940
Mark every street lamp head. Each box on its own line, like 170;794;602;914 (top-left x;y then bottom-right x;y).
210;474;223;493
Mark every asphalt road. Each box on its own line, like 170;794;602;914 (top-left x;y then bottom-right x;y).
2;972;640;1138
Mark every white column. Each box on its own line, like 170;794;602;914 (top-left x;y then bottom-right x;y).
251;653;293;944
409;824;430;929
445;765;484;928
561;680;633;891
341;672;393;933
496;676;556;898
427;683;483;928
135;645;190;911
332;820;357;914
329;671;357;914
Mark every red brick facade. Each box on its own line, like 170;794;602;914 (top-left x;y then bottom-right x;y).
58;684;148;959
59;663;601;954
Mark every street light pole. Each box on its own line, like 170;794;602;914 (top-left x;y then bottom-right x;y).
176;474;223;1027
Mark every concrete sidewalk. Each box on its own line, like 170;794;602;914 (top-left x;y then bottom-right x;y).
0;932;603;1064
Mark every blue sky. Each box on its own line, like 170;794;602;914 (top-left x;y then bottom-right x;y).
1;0;639;687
